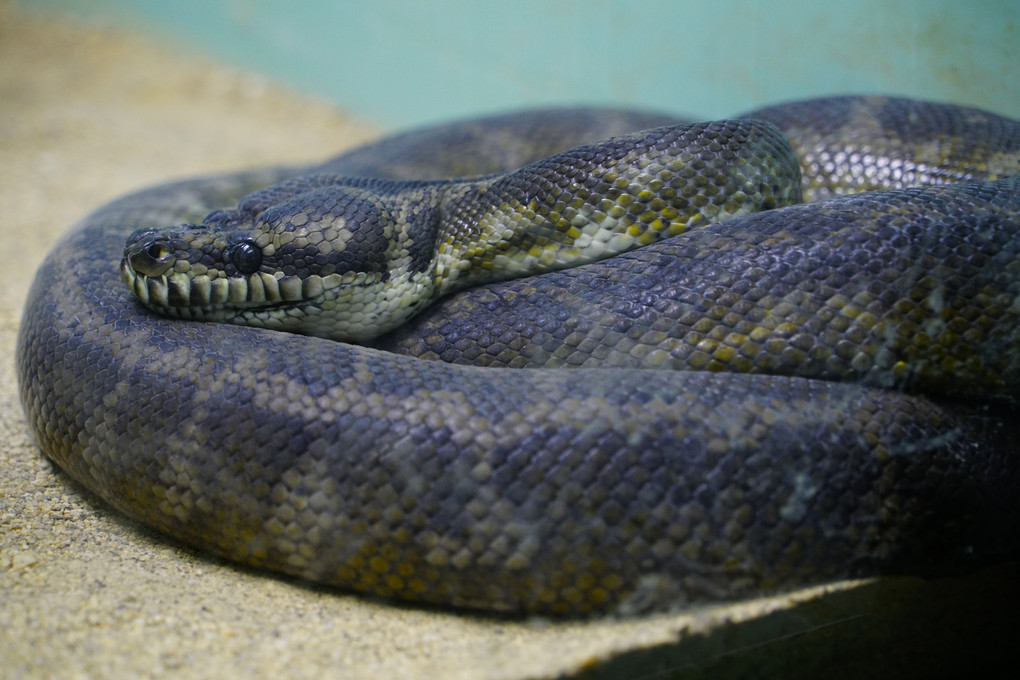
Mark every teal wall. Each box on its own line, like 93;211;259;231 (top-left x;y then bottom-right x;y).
24;0;1020;129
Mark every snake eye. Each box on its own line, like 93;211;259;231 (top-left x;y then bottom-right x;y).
228;240;263;274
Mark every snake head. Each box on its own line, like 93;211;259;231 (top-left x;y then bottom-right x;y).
121;222;274;316
120;179;439;341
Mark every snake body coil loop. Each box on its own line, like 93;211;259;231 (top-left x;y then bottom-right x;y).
16;96;1020;615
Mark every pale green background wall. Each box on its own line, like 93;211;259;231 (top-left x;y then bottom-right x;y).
24;0;1019;129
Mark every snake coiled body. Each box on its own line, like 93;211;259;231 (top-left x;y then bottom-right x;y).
16;96;1020;615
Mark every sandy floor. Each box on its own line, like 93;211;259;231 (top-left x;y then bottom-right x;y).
2;4;1018;679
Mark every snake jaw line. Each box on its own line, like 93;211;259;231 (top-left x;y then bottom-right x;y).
122;243;437;342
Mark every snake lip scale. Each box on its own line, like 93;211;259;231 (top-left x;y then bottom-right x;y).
17;95;1020;616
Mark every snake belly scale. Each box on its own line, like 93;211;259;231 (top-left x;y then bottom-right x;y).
16;96;1020;615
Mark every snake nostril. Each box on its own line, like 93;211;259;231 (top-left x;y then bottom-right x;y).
126;236;174;277
146;242;169;260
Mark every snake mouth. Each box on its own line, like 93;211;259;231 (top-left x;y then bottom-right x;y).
119;257;356;318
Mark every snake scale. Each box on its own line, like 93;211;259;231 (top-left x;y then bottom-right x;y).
16;96;1020;615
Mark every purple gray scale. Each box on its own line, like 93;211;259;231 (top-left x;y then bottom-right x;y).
16;97;1020;616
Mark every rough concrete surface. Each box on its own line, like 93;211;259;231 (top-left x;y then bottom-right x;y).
1;4;1018;679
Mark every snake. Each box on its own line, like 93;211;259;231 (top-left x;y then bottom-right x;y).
16;95;1020;616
